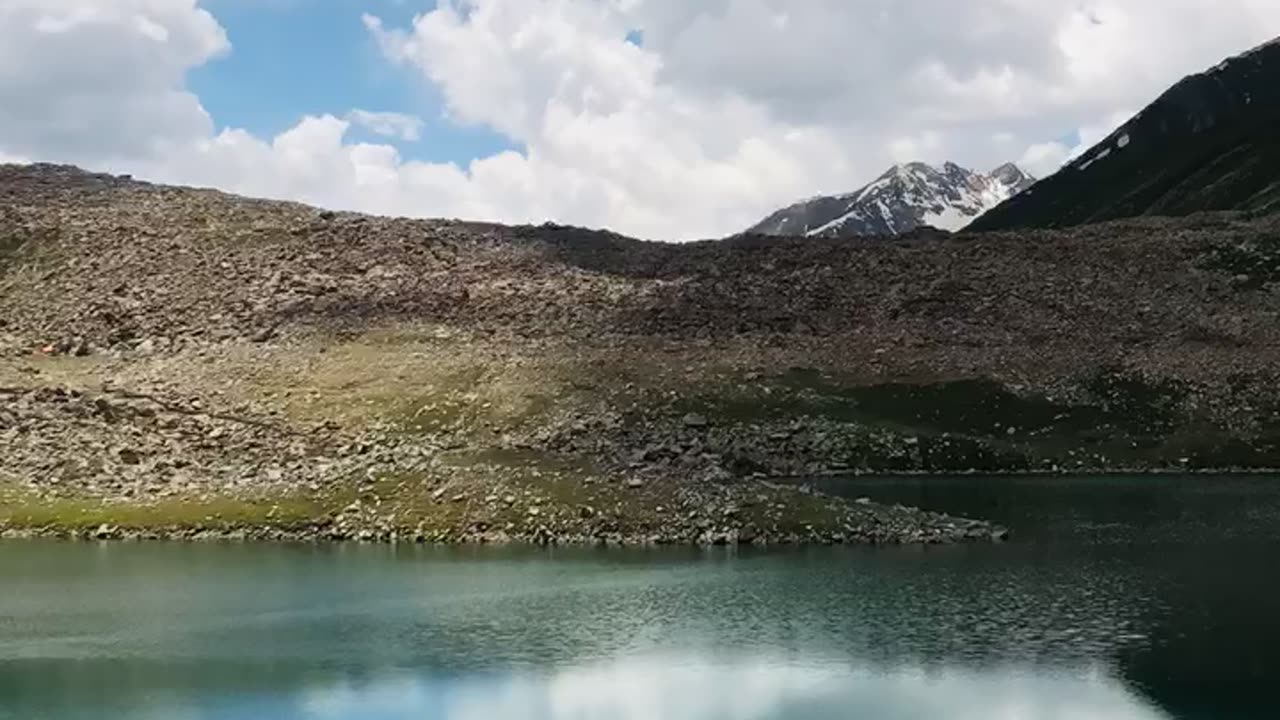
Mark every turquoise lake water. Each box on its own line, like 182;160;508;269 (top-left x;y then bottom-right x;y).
3;475;1278;719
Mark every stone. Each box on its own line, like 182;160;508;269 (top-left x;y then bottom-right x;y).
92;399;117;422
625;478;644;489
682;413;709;429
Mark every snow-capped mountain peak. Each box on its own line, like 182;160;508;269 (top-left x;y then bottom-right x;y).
746;161;1035;238
989;162;1034;191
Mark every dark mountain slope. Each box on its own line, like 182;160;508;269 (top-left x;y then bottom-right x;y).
972;38;1280;231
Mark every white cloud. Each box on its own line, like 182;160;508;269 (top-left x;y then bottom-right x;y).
0;0;226;166
347;109;425;142
1;0;1279;240
1018;141;1075;178
1017;109;1135;177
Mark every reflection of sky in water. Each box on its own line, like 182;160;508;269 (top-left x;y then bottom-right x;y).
286;658;1169;720
0;542;1172;720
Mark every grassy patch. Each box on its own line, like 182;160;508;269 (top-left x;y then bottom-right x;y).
232;341;576;439
363;448;613;532
847;379;1086;436
674;368;1098;437
0;486;329;531
666;365;1208;472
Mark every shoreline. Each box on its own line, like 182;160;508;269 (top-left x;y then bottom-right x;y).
786;467;1280;479
0;499;1010;546
0;479;1010;547
11;468;1279;548
0;523;1010;546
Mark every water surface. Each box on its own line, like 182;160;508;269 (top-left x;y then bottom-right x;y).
3;475;1279;719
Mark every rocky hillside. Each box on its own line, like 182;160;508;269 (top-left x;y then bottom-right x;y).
8;164;1280;543
973;37;1280;231
747;161;1034;237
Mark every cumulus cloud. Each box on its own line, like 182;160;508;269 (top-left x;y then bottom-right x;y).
0;0;226;167
347;109;425;142
2;0;1279;239
132;114;574;228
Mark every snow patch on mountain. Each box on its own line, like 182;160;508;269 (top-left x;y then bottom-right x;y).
746;161;1035;238
923;205;970;232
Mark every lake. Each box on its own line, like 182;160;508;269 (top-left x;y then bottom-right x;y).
2;475;1278;719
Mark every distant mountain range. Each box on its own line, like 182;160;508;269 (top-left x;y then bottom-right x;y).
972;37;1280;231
746;161;1035;238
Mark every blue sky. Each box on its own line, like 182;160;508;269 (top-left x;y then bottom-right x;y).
190;0;516;165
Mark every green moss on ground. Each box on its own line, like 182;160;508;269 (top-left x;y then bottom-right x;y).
0;486;329;532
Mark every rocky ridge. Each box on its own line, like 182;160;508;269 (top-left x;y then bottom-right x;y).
0;165;1016;545
9;163;1280;543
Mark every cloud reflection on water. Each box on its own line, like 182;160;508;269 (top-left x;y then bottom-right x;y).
298;656;1170;720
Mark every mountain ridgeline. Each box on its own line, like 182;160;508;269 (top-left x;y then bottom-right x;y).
747;162;1035;238
973;38;1280;231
